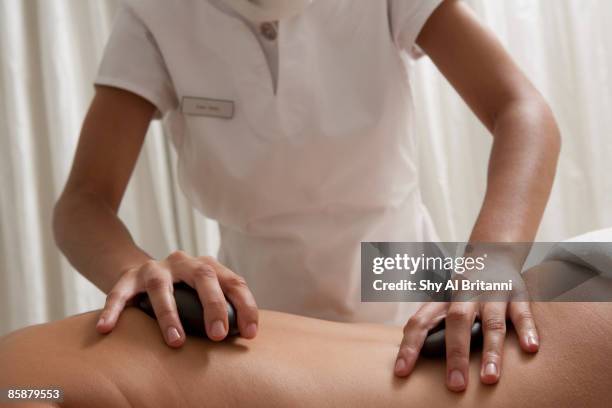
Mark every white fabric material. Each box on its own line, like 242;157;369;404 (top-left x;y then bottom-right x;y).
1;0;612;333
545;228;612;278
96;0;442;324
562;228;612;244
95;4;177;117
211;0;280;91
224;0;314;23
389;0;445;58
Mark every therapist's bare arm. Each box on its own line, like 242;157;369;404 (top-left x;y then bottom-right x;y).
417;0;560;244
53;86;258;346
53;87;155;292
396;0;560;390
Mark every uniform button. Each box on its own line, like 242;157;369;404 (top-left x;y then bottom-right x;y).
260;22;277;41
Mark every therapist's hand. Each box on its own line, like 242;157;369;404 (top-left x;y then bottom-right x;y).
95;251;259;347
394;299;539;392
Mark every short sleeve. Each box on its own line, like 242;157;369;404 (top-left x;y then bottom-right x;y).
388;0;444;59
95;4;177;118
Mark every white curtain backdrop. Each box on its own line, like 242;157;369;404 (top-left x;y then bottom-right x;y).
1;0;611;335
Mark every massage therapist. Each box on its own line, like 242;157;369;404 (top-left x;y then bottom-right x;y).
53;0;560;392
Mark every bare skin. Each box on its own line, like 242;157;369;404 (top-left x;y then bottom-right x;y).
51;88;260;347
0;302;610;408
402;0;561;390
52;0;560;390
1;272;610;408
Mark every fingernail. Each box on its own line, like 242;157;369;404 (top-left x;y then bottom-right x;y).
96;317;105;327
244;323;257;338
167;326;181;343
527;332;539;348
448;369;465;389
211;320;226;338
395;358;407;374
484;362;498;377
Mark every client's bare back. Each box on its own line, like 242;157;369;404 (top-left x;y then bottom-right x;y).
1;276;612;407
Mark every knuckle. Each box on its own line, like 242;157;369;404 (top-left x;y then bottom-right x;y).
121;265;140;279
106;290;126;305
482;350;501;361
167;250;187;262
192;265;217;280
446;346;467;361
226;274;248;290
140;260;159;275
204;298;227;313
143;259;158;270
243;306;259;319
237;300;259;317
198;255;216;265
145;275;170;292
155;308;178;322
399;345;419;359
483;317;506;333
446;307;469;323
515;309;535;325
405;315;427;333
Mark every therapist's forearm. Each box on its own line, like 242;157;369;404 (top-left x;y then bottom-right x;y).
53;190;151;293
469;98;560;243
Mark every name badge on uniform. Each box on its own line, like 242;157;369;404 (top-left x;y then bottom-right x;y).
181;96;234;119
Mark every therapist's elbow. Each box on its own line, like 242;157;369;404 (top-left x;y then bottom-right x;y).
52;188;98;251
495;94;562;160
531;96;561;157
52;190;79;250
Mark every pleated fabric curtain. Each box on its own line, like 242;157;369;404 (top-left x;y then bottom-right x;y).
1;0;611;334
0;0;219;334
414;0;612;241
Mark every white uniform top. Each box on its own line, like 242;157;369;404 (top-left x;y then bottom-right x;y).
96;0;442;324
